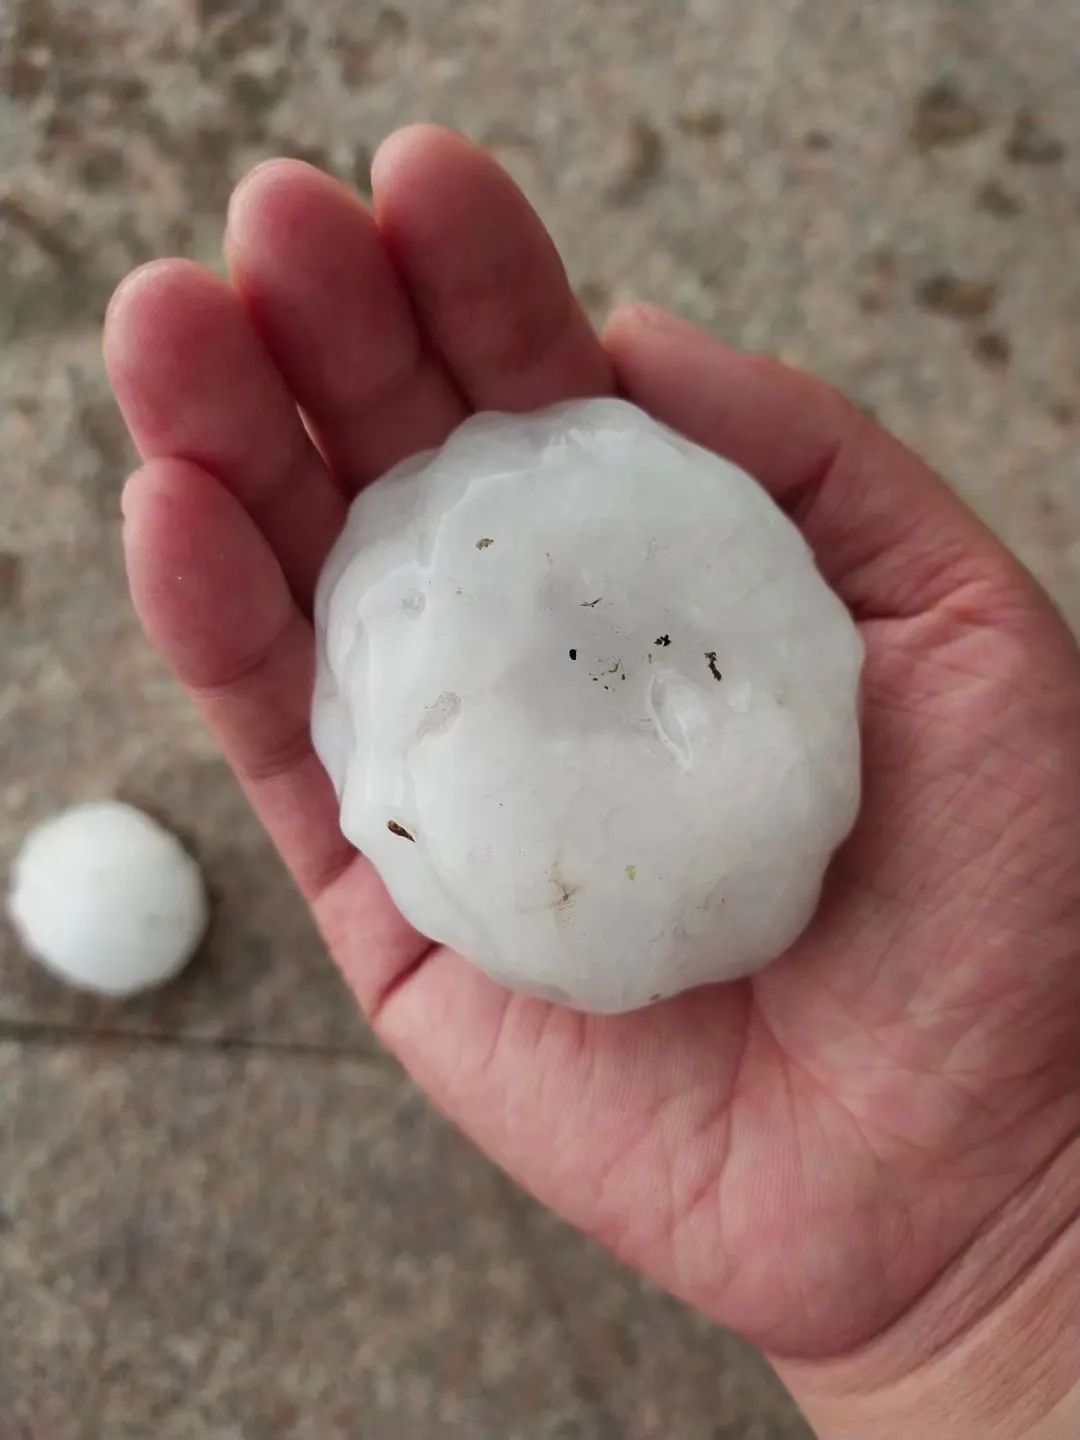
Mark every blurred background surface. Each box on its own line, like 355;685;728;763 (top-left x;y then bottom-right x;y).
2;0;1079;1435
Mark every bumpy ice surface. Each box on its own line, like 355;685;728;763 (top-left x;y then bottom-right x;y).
314;399;862;1013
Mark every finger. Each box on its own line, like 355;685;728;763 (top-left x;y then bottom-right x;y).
105;259;345;614
372;125;614;411
226;160;466;491
124;457;435;996
122;456;357;902
604;304;1010;618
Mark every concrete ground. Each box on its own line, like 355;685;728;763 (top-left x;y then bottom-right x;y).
2;0;1079;1435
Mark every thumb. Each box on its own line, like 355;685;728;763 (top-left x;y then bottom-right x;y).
603;304;1023;622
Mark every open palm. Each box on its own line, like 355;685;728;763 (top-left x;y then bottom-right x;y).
106;127;1080;1373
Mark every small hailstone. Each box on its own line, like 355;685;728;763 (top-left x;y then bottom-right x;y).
313;398;862;1013
7;801;208;997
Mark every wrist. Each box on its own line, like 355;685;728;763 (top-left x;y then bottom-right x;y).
772;1133;1080;1439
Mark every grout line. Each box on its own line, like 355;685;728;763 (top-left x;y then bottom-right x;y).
0;1016;395;1067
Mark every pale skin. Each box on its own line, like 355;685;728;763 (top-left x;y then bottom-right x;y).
105;126;1080;1437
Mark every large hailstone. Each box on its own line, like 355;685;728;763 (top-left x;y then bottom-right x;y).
7;801;208;997
314;399;862;1013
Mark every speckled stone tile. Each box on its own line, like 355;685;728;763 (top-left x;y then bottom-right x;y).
4;0;1080;1046
0;1041;809;1439
3;1;1080;1430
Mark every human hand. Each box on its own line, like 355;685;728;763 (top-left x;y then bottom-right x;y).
105;127;1080;1438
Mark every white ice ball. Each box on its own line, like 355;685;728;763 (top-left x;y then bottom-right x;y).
314;398;862;1013
7;801;208;997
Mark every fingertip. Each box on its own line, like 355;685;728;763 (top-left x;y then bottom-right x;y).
230;154;316;205
370;123;474;205
226;159;300;246
226;157;363;258
106;257;220;326
225;153;380;293
104;259;235;396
